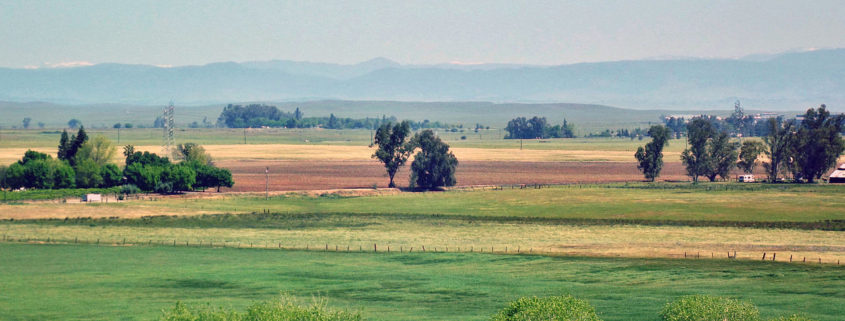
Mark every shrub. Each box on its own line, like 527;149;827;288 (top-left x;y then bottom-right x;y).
160;296;363;321
491;295;602;321
660;295;759;321
119;184;141;195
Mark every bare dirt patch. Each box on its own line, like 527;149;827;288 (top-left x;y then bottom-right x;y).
217;160;690;192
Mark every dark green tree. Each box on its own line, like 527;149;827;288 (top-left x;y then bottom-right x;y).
52;162;76;189
680;118;716;183
211;167;234;192
160;164;196;193
294;107;303;120
794;105;845;183
762;118;795;182
113;123;122;129
409;130;458;190
66;126;88;167
634;125;671;181
22;117;32;129
68;119;81;129
371;121;413;188
58;130;70;160
74;159;103;188
100;163;123;187
737;140;765;174
5;163;26;189
704;131;739;181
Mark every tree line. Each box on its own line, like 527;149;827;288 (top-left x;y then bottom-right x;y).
0;127;233;193
637;104;845;183
504;116;575;139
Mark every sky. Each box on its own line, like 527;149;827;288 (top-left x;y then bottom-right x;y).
1;0;844;68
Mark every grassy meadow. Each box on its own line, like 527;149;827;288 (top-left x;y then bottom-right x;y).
1;243;843;321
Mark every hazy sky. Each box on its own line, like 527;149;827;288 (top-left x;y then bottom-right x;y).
1;0;844;68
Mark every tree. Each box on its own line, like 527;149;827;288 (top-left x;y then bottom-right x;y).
328;113;339;129
154;116;166;128
703;131;739;181
74;159;103;188
211;167;234;192
680;118;716;183
409;130;458;190
294;107;303;120
68;119;82;129
58;130;70;160
0;165;7;190
22;118;32;129
178;143;213;165
76;134;116;167
160;164;196;193
371;121;413;188
5;163;26;190
793;105;845;183
634;125;671;181
737;140;765;174
113;123;122;129
762;118;795;182
52;162;76;189
100;163;122;187
37;122;45;129
124;123;133;129
65;126;88;167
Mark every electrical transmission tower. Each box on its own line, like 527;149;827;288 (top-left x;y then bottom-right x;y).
162;102;176;157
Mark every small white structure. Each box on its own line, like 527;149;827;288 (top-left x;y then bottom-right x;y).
738;174;755;183
830;164;845;183
82;194;101;202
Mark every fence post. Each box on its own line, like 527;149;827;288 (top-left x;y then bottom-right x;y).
772;253;776;261
374;244;377;252
762;253;766;260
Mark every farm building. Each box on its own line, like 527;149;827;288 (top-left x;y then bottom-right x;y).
830;164;845;183
82;194;102;202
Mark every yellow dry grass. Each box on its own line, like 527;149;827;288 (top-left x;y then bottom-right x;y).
2;223;843;263
127;144;665;163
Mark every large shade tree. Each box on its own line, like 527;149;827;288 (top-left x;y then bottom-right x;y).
409;130;458;190
371;121;413;188
634;125;671;181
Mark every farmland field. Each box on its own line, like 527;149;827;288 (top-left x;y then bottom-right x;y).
2;125;845;320
1;243;843;321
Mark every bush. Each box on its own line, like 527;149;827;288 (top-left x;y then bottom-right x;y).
160;296;363;321
660;295;759;321
119;184;141;195
491;295;602;321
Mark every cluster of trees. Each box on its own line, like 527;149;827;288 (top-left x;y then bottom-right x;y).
215;103;404;130
0;126;234;194
0;127;122;190
585;128;648;139
504;116;575;139
662;104;789;139
637;105;844;183
122;143;234;193
371;121;458;190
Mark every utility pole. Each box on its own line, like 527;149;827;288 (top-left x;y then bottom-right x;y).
117;125;120;143
243;128;247;144
265;166;269;200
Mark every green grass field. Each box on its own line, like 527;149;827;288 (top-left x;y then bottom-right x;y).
6;184;841;222
1;243;842;321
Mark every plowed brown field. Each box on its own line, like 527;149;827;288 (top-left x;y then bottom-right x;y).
217;160;690;192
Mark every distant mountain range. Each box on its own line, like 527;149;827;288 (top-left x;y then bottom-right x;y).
1;49;844;110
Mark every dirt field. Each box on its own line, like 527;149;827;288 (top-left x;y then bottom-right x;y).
218;160;691;192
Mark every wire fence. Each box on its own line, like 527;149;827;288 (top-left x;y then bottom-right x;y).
2;234;841;266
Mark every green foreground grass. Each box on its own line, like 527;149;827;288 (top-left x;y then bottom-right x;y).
1;243;842;321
